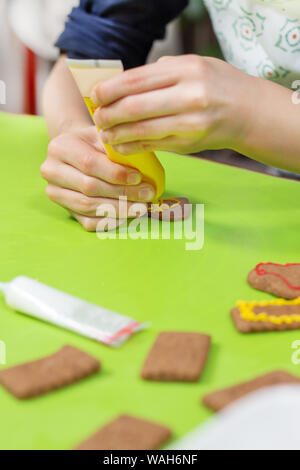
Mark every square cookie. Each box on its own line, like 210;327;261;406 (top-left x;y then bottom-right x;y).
75;414;172;450
203;370;300;412
0;345;100;399
141;331;211;382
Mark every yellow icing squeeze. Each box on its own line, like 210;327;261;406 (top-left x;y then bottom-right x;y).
66;59;165;201
148;198;180;213
237;298;300;325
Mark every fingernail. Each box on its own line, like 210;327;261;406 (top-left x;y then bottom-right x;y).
139;187;155;201
91;89;99;105
127;172;141;185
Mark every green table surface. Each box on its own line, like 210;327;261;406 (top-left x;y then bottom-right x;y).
0;111;300;450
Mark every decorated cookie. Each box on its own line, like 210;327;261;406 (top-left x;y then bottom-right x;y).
148;197;191;221
248;262;300;299
231;298;300;333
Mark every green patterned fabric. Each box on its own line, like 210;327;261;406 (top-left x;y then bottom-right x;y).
204;0;300;87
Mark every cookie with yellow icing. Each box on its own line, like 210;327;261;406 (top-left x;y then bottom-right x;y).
231;298;300;333
148;197;191;221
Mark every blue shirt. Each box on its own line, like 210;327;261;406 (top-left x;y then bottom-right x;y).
55;0;188;69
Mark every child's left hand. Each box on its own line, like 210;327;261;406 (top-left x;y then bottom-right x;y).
91;55;255;155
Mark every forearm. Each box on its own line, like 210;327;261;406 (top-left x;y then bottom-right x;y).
42;56;92;138
236;78;300;174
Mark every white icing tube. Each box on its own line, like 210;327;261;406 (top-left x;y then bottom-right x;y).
0;276;148;346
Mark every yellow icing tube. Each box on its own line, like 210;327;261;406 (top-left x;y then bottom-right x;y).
66;59;165;200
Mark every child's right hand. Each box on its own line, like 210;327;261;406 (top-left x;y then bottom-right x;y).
40;125;155;231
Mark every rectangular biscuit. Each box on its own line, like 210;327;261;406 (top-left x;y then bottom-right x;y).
76;414;172;450
231;302;300;333
202;370;300;412
0;345;100;399
141;331;211;382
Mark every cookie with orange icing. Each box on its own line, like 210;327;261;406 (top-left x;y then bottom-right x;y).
248;262;300;299
231;298;300;333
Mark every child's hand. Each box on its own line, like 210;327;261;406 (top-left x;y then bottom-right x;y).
91;55;253;155
40;126;154;231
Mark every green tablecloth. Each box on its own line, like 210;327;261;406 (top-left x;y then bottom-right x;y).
0;112;300;450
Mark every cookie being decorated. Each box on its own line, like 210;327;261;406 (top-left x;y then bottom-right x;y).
248;262;300;299
231;297;300;333
148;197;191;221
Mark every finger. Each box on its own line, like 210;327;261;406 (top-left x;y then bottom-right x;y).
101;112;207;146
48;134;142;185
101;115;185;145
41;159;96;194
45;184;149;217
43;159;155;201
91;60;179;107
70;212;127;232
112;136;194;155
94;85;181;129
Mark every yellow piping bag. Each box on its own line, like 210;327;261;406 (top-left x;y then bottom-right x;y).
66;59;165;200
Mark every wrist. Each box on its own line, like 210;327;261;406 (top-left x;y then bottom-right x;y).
58;117;93;135
231;78;300;173
228;74;261;154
